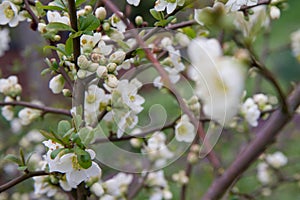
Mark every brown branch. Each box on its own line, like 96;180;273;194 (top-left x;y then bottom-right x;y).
67;0;80;70
202;83;300;200
239;0;271;12
0;171;49;193
0;101;71;117
24;0;39;30
166;20;196;30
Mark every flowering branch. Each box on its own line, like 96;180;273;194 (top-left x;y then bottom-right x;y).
0;171;49;193
202;83;300;200
0;101;71;117
239;0;271;12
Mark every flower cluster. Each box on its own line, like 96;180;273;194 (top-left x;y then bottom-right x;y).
241;93;277;127
146;170;172;200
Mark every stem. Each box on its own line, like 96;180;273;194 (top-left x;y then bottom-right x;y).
202;83;300;200
24;0;39;30
239;0;271;12
67;0;80;69
0;101;71;117
0;171;49;192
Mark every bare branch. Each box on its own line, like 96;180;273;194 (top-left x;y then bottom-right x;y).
0;101;71;117
202;83;300;200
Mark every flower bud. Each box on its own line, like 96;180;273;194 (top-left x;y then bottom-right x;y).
135;16;143;26
102;22;110;31
77;55;91;69
62;89;72;97
38;23;47;34
49;74;65;94
107;63;117;73
95;7;107;21
270;6;280;20
84;5;93;13
96;66;108;78
88;63;99;72
109;51;126;64
77;69;87;79
106;74;119;88
130;138;142;148
53;35;61;41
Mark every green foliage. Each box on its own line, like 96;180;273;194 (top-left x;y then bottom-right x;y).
78;14;100;32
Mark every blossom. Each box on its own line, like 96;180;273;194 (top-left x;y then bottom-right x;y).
110;13;127;33
291;29;300;61
225;0;258;12
49;74;65;94
172;170;189;185
0;1;23;27
265;151;288;168
175;115;195;142
33;176;57;197
154;0;185;14
47;11;70;25
80;33;101;53
18;101;43;125
0;28;10;57
103;173;133;197
127;0;140;6
0;75;22;97
270;6;280;20
257;162;271;184
188;37;245;123
90;182;104;197
46;149;102;188
146;170;172;200
241;98;261;127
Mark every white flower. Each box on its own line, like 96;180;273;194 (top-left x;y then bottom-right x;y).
188;38;245;124
110;13;127;33
241;98;261;127
0;75;22;97
90;182;104;197
0;1;23;27
18;103;42;125
33;176;57;197
100;195;115;200
95;7;107;20
59;179;72;191
47;11;70;25
2;106;14;121
103;173;133;197
80;33;101;53
10;118;22;133
0;28;10;57
146;170;168;188
265;151;288;168
154;0;185;14
172;170;189;184
225;0;258;12
49;74;65;94
47;149;102;188
175;115;195;142
115;79;145;113
291;29;300;61
270;6;280;20
127;0;140;6
257;162;271;184
109;50;126;64
116;111;138;138
106;74;119;88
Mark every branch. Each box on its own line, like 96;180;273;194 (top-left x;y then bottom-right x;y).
67;0;80;69
202;83;300;200
239;0;271;12
24;0;39;30
0;171;49;192
167;20;196;30
0;101;71;117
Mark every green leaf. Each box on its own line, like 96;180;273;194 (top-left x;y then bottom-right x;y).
150;9;163;20
17;166;28;171
43;45;67;56
57;120;72;137
26;152;35;165
39;5;66;11
4;154;22;165
50;148;65;159
76;0;86;7
19;149;25;166
62;128;75;143
75;148;92;169
72;113;83;131
79;127;95;147
65;37;73;56
78;14;100;32
47;22;75;32
39;130;62;144
70;31;83;39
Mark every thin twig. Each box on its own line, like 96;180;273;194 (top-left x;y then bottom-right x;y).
24;0;39;30
0;171;49;193
0;101;71;117
239;0;271;12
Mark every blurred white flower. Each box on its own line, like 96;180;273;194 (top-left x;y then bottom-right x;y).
155;0;185;14
0;28;10;57
127;0;140;6
33;176;57;197
188;38;245;124
241;98;261;127
225;0;258;12
257;162;271;184
291;29;300;62
1;106;14;121
172;170;189;185
175;115;195;142
265;151;288;168
18;102;43;125
90;182;104;197
270;6;280;20
0;75;22;97
103;173;133;197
